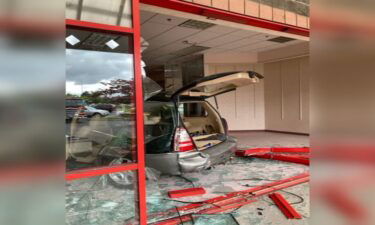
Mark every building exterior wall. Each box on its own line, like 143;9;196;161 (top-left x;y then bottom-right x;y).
263;56;309;133
182;0;309;28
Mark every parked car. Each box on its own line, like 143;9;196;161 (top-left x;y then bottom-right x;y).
65;98;87;121
79;106;110;118
93;103;115;113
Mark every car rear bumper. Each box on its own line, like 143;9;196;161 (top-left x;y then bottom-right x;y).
203;136;237;165
145;136;237;175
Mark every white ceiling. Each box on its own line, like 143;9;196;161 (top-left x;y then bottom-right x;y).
141;10;306;65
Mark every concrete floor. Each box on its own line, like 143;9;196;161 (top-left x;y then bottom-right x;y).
66;131;310;225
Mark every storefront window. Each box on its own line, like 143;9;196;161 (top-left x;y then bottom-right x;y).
65;27;137;171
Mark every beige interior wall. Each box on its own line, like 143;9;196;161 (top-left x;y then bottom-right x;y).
263;56;309;133
204;62;265;131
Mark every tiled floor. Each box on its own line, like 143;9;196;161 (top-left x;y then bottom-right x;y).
230;131;309;149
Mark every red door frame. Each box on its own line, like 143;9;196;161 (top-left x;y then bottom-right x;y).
65;0;147;224
140;0;310;37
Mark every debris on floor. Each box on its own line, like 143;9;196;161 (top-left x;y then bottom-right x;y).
269;193;302;219
168;187;206;198
146;151;310;225
148;173;308;224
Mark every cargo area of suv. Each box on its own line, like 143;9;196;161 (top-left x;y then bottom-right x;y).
179;101;226;151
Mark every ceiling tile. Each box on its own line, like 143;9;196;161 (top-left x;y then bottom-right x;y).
219;37;264;50
146;26;201;50
148;14;187;26
141;22;173;40
140;10;157;24
149;42;190;56
205;25;238;34
200;33;245;47
252;33;278;41
183;31;221;44
230;29;259;38
239;41;279;52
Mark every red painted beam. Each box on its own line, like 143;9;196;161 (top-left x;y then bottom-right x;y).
168;187;206;198
140;0;309;37
199;199;256;214
236;147;310;157
66;19;133;34
65;163;138;181
253;154;310;165
269;193;302;219
271;147;310;153
235;148;271;157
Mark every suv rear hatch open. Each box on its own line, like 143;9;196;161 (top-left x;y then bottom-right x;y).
172;71;263;151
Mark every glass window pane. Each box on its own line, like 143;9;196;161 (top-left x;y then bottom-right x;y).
66;172;138;225
81;0;132;27
272;0;285;10
260;0;273;6
295;0;309;16
285;0;297;14
66;28;136;171
66;0;133;27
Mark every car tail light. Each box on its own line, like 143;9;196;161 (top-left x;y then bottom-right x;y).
174;127;195;152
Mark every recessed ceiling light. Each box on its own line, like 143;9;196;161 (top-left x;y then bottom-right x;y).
106;40;120;49
66;35;80;46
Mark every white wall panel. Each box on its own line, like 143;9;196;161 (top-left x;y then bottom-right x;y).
264;56;309;133
205;63;265;131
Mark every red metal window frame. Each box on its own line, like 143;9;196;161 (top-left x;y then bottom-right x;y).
65;0;147;224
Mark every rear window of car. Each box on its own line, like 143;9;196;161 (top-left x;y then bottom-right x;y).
143;102;175;144
178;102;208;117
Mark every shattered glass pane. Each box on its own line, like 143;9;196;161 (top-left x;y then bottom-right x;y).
193;214;240;225
66;173;136;225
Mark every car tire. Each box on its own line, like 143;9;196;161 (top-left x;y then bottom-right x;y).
91;113;102;119
106;158;135;189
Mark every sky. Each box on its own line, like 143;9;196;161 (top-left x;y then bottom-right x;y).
66;49;134;96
